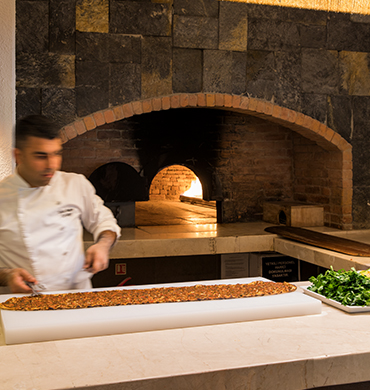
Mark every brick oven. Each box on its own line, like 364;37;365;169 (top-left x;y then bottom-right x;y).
16;0;358;230
60;97;351;228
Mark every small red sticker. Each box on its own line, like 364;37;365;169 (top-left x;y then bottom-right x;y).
115;263;127;275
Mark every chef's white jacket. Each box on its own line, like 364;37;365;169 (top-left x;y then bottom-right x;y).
0;170;121;291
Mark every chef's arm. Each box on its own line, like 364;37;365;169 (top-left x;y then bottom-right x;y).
83;230;117;274
0;267;37;293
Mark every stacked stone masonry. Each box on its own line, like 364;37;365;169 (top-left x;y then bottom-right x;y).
61;94;352;229
16;1;362;229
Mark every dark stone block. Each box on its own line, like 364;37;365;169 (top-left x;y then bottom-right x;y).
231;52;247;95
141;37;172;98
173;15;218;49
246;3;327;26
110;63;141;106
219;2;248;52
41;88;76;127
16;1;49;54
173;0;218;17
352;129;370;187
16;88;41;119
351;97;370;187
352;187;370;229
50;0;76;54
353;96;370;128
351;14;370;24
326;95;352;142
299;24;327;48
273;51;302;111
17;52;75;88
108;35;141;63
203;50;246;94
76;32;141;63
301;49;339;94
76;32;109;62
173;48;202;93
110;1;171;36
328;13;370;52
248;18;300;51
76;61;109;116
246;79;275;101
301;93;327;124
246;50;276;100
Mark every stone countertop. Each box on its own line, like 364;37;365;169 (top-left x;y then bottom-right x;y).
84;222;370;271
2;282;370;390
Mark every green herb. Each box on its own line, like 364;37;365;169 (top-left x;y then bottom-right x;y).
308;266;370;307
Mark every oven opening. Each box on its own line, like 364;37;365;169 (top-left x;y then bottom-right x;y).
135;165;217;226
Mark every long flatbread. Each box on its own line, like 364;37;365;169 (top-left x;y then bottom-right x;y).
0;281;297;311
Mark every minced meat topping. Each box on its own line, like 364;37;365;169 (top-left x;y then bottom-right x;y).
0;281;297;311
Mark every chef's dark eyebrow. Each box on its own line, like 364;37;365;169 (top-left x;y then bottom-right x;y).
33;149;63;156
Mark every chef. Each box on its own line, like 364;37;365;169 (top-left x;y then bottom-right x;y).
0;115;121;293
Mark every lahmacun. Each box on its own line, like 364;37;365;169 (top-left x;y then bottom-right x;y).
0;280;297;311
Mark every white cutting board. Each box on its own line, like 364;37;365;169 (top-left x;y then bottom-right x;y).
0;277;321;345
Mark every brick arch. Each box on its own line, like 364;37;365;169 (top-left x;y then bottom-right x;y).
61;93;353;229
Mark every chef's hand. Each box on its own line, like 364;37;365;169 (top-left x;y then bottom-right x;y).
0;267;38;293
84;230;117;274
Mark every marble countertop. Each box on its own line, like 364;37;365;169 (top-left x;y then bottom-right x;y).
2;282;370;390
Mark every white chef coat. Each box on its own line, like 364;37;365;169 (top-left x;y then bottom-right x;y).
0;170;121;291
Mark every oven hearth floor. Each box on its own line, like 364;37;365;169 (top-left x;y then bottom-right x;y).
135;200;216;226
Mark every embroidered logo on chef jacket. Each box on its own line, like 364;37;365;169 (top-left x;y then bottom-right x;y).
59;207;74;218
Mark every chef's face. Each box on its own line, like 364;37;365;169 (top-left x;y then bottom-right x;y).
15;136;63;187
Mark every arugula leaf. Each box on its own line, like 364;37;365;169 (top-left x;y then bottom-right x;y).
308;266;370;306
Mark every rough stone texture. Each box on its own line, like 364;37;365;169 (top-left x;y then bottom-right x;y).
76;32;141;63
16;1;370;228
351;14;370;24
173;15;218;49
246;50;276;101
76;0;109;33
273;51;301;111
353;187;370;229
75;61;109;116
327;13;370;53
301;93;327;124
327;95;352;143
219;2;248;52
339;51;370;96
203;50;246;94
110;1;171;36
50;0;76;54
246;3;327;25
41;88;77;127
16;1;49;54
141;37;172;99
298;24;326;49
351;97;370;187
17;53;75;88
173;48;202;93
301;49;339;94
110;63;141;106
16;88;41;119
247;18;300;51
173;0;218;17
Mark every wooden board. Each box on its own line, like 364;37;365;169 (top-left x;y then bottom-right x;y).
265;226;370;257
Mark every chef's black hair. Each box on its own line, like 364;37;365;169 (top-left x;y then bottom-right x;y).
15;115;61;149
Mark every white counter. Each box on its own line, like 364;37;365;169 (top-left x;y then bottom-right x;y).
2;282;370;390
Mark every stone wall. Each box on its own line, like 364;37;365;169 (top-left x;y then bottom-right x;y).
15;0;369;228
